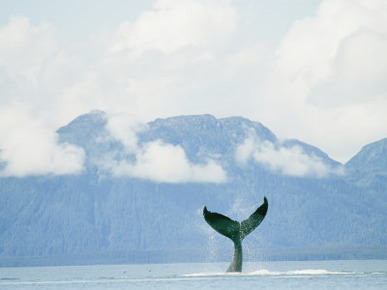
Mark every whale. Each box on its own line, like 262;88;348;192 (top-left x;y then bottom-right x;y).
203;196;268;272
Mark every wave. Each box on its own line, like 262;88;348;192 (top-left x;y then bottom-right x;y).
183;269;354;277
249;269;354;276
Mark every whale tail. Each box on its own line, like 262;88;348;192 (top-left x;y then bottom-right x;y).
203;196;268;242
202;196;268;272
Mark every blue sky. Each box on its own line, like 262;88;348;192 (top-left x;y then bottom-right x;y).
0;0;386;177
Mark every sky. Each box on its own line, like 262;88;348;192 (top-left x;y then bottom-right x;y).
0;0;386;178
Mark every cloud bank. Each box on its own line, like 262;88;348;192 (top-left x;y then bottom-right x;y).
0;105;84;177
235;134;342;178
103;139;227;184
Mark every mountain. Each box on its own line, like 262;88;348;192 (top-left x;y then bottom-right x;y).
0;111;386;266
346;138;387;173
345;138;387;204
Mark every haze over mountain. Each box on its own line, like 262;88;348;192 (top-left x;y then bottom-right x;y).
0;111;386;266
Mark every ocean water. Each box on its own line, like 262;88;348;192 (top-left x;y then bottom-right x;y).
0;260;386;289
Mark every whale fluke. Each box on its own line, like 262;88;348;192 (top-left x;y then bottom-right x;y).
203;196;268;272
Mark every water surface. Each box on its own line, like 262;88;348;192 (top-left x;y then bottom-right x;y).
0;260;386;289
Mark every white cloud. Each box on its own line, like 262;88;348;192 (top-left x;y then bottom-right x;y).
105;140;227;183
235;133;256;165
258;0;387;163
312;29;387;106
235;134;340;178
0;104;84;177
0;16;56;87
0;15;90;127
105;112;146;152
111;0;237;56
0;17;85;177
